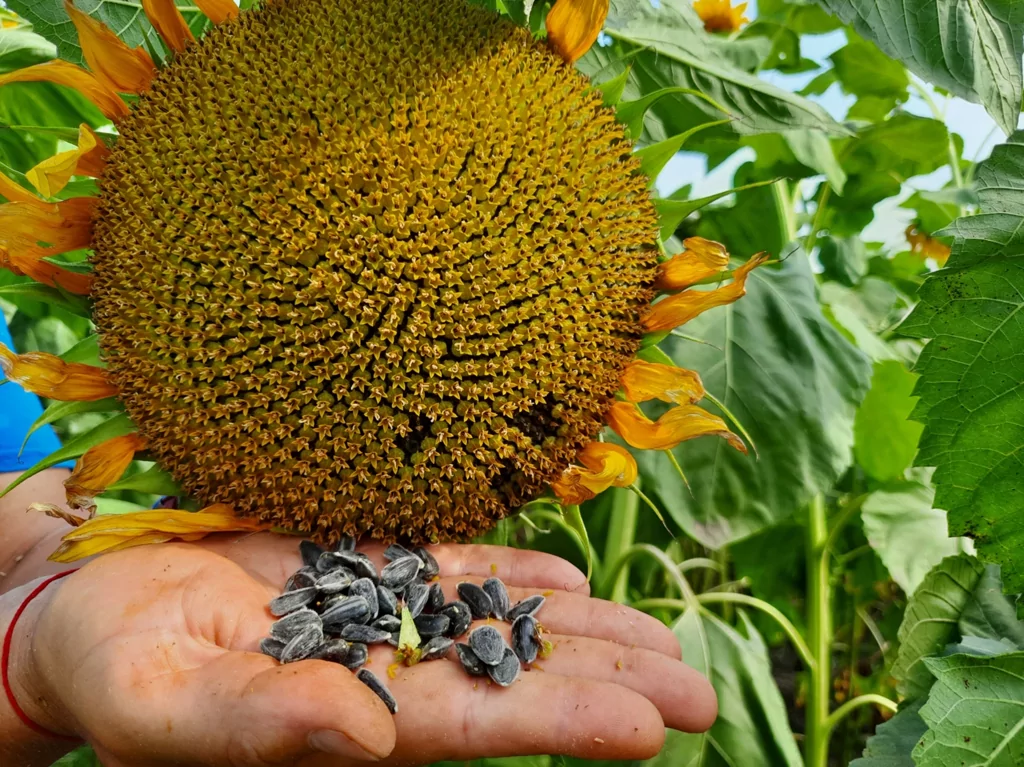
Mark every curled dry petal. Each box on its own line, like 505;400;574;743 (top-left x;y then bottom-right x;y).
0;342;118;401
29;502;89;526
606;400;746;453
64;433;148;512
552;442;637;505
546;0;609;64
0;60;128;120
26;124;109;198
0;198;95;294
65;0;156;94
654;237;730;292
621;360;704;405
141;0;194;54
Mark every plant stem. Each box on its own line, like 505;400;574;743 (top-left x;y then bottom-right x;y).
805;494;832;767
823;694;898;735
804;182;831;253
603;487;639;603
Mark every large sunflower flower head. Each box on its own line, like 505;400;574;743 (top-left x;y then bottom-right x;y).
0;0;765;561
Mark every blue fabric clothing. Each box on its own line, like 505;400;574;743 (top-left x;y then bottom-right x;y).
0;317;69;472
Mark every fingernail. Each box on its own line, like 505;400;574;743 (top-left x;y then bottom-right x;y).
309;729;383;761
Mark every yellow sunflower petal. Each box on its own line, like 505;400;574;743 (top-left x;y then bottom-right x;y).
654;237;730;292
621;360;704;405
546;0;609;64
194;0;238;25
0;197;95;294
142;0;194;54
48;505;272;563
606;400;746;452
906;224;951;265
0;60;128;120
64;433;148;512
0;170;43;204
693;0;749;33
26;124;106;196
0;342;118;401
75;124;111;178
552;442;637;505
65;0;156;95
642;252;768;332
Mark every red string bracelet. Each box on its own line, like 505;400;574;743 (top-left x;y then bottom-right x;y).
2;570;81;741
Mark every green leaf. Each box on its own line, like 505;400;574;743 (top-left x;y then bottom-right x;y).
830;35;909;106
914;652;1024;766
634;119;731;182
61;333;103;365
0;282;91;317
900;131;1024;593
0;27;56;74
21;396;121;449
107;464;180;495
891;553;985;701
51;746;101;767
596;66;631;106
616;86;729;139
819;0;1024;134
901;188;978;236
854;360;924;482
850;699;927;767
637;250;871;548
819;235;867;286
655;178;778;240
959;565;1024;651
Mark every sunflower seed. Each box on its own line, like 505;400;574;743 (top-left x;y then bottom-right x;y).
315;567;355;594
426;582;445;613
404;582;430;618
284;567;317;592
487;648;521;687
468;626;506;666
336;536;356;552
457;583;493;619
421;635;454;661
269;587;316;617
270;607;322;642
440;601;473;637
309;638;351;664
377;585;399;617
387;632;400;647
300;540;324;568
336;551;379;582
381;556;421;591
455;643;488;676
343;642;369;669
321;595;371;631
260;637;285;661
349;578;379;619
339;624;393;644
316;551;348;574
511;614;540;664
357;669;398;714
507;594;545;622
483;578;510;620
373;614;402;632
280;624;323;663
414;546;440;578
384;544;418;562
414;613;450;638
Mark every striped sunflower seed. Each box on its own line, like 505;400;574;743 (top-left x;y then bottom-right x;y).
414;546;440;579
511;614;540;664
269;587;317;617
300;540;324;568
427;582;445;613
315;567;355;594
507;595;545;622
281;624;323;663
440;601;472;638
260;637;285;661
372;614;402;632
284;567;317;592
455;643;488;676
468;626;506;666
487;648;521;687
384;544;417;562
335;551;379;582
482;578;510;620
349;578;380;619
343;642;369;669
340;624;393;644
377;585;399;617
414;613;450;638
456;583;493;619
309;638;351;664
381;556;421;591
321;595;371;631
357;669;398;714
404;582;430;618
421;636;454;661
270;607;322;642
316;551;348;574
336;536;356;552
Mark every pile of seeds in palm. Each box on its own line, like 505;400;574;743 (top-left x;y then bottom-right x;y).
260;539;550;713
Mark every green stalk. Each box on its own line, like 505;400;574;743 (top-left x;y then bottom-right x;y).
805;495;832;767
602;486;639;603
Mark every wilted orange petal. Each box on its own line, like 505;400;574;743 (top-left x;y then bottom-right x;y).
0;170;43;204
0;197;95;294
655;237;730;291
546;0;609;64
606;401;746;453
194;0;238;24
552;442;637;505
64;433;148;512
142;0;194;54
0;60;127;120
643;252;768;332
905;224;951;265
75;124;111;177
621;360;705;405
65;1;156;94
26;125;108;197
0;343;117;401
48;505;272;563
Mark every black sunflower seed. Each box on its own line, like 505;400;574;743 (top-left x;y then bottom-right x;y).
426;582;445;613
468;626;506;666
280;624;323;663
384;544;417;562
421;636;454;661
315;567;355;594
455;643;488;676
404;582;430;618
284;567;317;592
377;585;399;617
511;614;540;664
300;540;324;568
321;595;371;631
269;587;317;617
507;595;545;622
309;638;351;664
260;637;285;661
336;551;379;582
387;632;400;647
414;613;450;638
340;624;393;644
482;578;510;620
414;546;441;578
487;648;521;687
336;536;356;552
343;642;369;669
373;614;402;632
270;607;322;642
349;578;379;620
440;601;473;637
357;669;398;714
381;556;421;591
457;583;493;619
316;551;348;574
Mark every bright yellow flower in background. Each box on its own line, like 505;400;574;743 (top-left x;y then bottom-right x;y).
693;0;749;33
906;224;951;265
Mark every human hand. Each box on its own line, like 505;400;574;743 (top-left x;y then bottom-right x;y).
19;534;715;766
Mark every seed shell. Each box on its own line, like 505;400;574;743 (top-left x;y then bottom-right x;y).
404;582;430;618
349;578;380;619
421;636;454;661
284;567;317;592
309;638;352;664
315;567;355;594
487;648;521;687
299;540;324;568
377;585;399;617
440;601;472;637
336;551;379;582
414;547;441;578
357;669;398;714
426;582;445;613
343;642;369;669
511;614;540;664
340;624;393;644
373;614;402;632
483;577;511;620
270;607;322;642
414;613;450;638
468;626;506;666
384;544;417;562
336;536;356;552
381;556;421;591
269;587;316;617
260;637;285;661
321;595;371;631
507;595;545;622
455;643;488;676
457;582;494;619
280;624;323;663
315;551;348;574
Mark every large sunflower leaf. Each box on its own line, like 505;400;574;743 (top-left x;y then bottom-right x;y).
850;699;927;767
637;250;871;548
899;131;1024;593
817;0;1024;135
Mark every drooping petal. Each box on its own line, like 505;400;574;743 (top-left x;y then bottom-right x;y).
48;505;273;563
905;224;951;265
26;124;108;197
0;60;128;120
194;0;238;25
65;0;156;94
552;442;638;505
692;0;749;33
606;400;746;453
0;197;95;294
142;0;194;54
642;253;768;332
64;433;148;512
74;124;111;178
654;237;730;292
0;170;43;204
0;342;118;401
546;0;609;64
621;360;705;404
